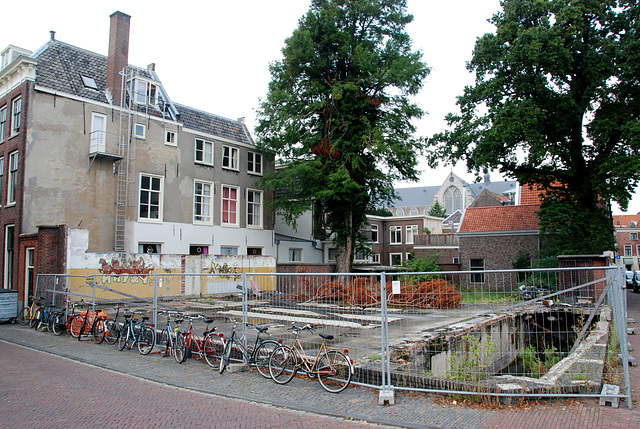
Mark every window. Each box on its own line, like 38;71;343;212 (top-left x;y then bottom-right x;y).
220;246;238;256
410;208;418;215
195;138;213;165
396;208;404;216
406;225;418;244
0;157;4;205
7;151;18;205
289;248;302;262
165;130;177;146
138;243;161;254
390;253;402;266
327;248;338;262
247;189;263;228
0;106;6;142
354;250;367;262
631;232;638;241
81;75;98;90
372;254;380;264
470;259;485;283
11;97;21;135
4;225;14;289
25;247;35;301
222;185;239;226
139;174;163;221
637;245;640;256
222;146;239;170
370;224;379;243
134;123;146;140
624;245;632;256
247;151;262;175
90;113;106;153
134;79;158;106
390;226;402;244
189;245;209;255
194;181;213;224
444;186;462;215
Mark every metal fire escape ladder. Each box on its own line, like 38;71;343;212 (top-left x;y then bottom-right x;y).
114;66;136;252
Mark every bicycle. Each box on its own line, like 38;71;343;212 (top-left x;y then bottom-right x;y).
100;305;123;345
174;315;224;367
158;310;183;358
18;296;44;326
50;300;82;336
117;311;156;355
218;317;280;378
32;302;58;332
73;305;109;342
268;323;354;393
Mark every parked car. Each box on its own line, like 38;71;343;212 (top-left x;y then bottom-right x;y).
634;271;640;293
627;271;635;289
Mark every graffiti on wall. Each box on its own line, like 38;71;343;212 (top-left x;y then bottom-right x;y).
98;258;154;284
207;260;240;280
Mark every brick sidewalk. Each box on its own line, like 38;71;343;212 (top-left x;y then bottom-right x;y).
1;291;639;428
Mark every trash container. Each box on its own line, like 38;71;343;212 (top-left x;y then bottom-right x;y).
0;289;19;322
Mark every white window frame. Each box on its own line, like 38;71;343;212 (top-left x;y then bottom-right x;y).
624;245;633;256
0;106;6;142
193;180;213;224
0;157;4;206
372;253;380;264
221;185;239;226
390;226;402;244
246;189;263;228
165;129;177;146
220;246;238;256
134;123;146;140
133;79;158;106
195;138;213;165
247;151;262;175
138;173;164;223
7;151;18;206
90;112;107;153
406;225;418;244
370;224;379;243
631;232;638;241
24;247;35;303
390;253;402;266
289;248;302;262
396;208;404;216
4;224;15;289
222;145;239;171
327;248;338;262
470;259;485;283
11;97;21;136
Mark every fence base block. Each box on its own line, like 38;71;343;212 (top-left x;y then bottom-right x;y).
599;384;620;408
378;388;395;405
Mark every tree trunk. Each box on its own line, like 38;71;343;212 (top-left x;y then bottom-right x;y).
335;212;353;273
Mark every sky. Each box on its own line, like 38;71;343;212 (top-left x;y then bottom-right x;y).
2;0;638;214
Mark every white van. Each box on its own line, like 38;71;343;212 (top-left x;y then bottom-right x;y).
635;271;640;293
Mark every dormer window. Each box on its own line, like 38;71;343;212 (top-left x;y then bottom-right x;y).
133;79;158;106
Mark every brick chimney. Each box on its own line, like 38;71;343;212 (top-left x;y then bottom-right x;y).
106;11;131;106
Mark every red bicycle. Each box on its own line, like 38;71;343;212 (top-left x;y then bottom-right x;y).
174;315;224;368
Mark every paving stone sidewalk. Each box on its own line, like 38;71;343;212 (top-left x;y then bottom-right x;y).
2;290;640;429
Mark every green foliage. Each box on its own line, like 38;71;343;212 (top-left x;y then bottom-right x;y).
256;0;429;271
448;334;495;383
367;207;393;217
428;201;447;218
519;344;565;378
401;252;440;273
428;0;640;255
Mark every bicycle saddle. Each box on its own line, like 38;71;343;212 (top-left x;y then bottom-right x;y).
319;333;334;340
256;326;268;333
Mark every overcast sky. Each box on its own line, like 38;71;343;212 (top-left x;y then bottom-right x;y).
2;0;637;214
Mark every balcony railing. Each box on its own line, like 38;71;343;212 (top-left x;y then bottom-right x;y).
413;233;458;247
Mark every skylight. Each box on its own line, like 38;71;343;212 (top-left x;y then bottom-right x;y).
81;75;98;90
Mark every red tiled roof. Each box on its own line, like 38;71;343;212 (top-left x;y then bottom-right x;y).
459;205;541;233
613;214;640;227
520;184;546;205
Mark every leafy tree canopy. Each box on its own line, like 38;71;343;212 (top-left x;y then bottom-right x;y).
428;0;640;254
256;0;429;271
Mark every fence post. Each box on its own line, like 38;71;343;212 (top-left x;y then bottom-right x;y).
378;272;394;405
614;265;633;409
242;272;249;364
153;274;159;332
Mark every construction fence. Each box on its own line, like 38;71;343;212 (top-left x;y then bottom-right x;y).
35;265;632;408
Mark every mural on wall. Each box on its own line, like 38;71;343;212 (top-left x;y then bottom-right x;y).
98;257;155;283
206;260;240;280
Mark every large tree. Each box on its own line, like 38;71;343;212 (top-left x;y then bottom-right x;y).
428;0;640;255
256;0;429;272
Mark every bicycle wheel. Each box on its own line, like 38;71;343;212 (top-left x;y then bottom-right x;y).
204;334;224;368
18;307;32;325
30;309;41;329
174;332;187;363
118;325;129;351
269;345;297;384
51;312;66;336
137;326;156;355
159;329;172;357
69;315;84;338
253;340;279;378
219;340;233;374
93;319;106;344
103;320;120;345
316;350;352;393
